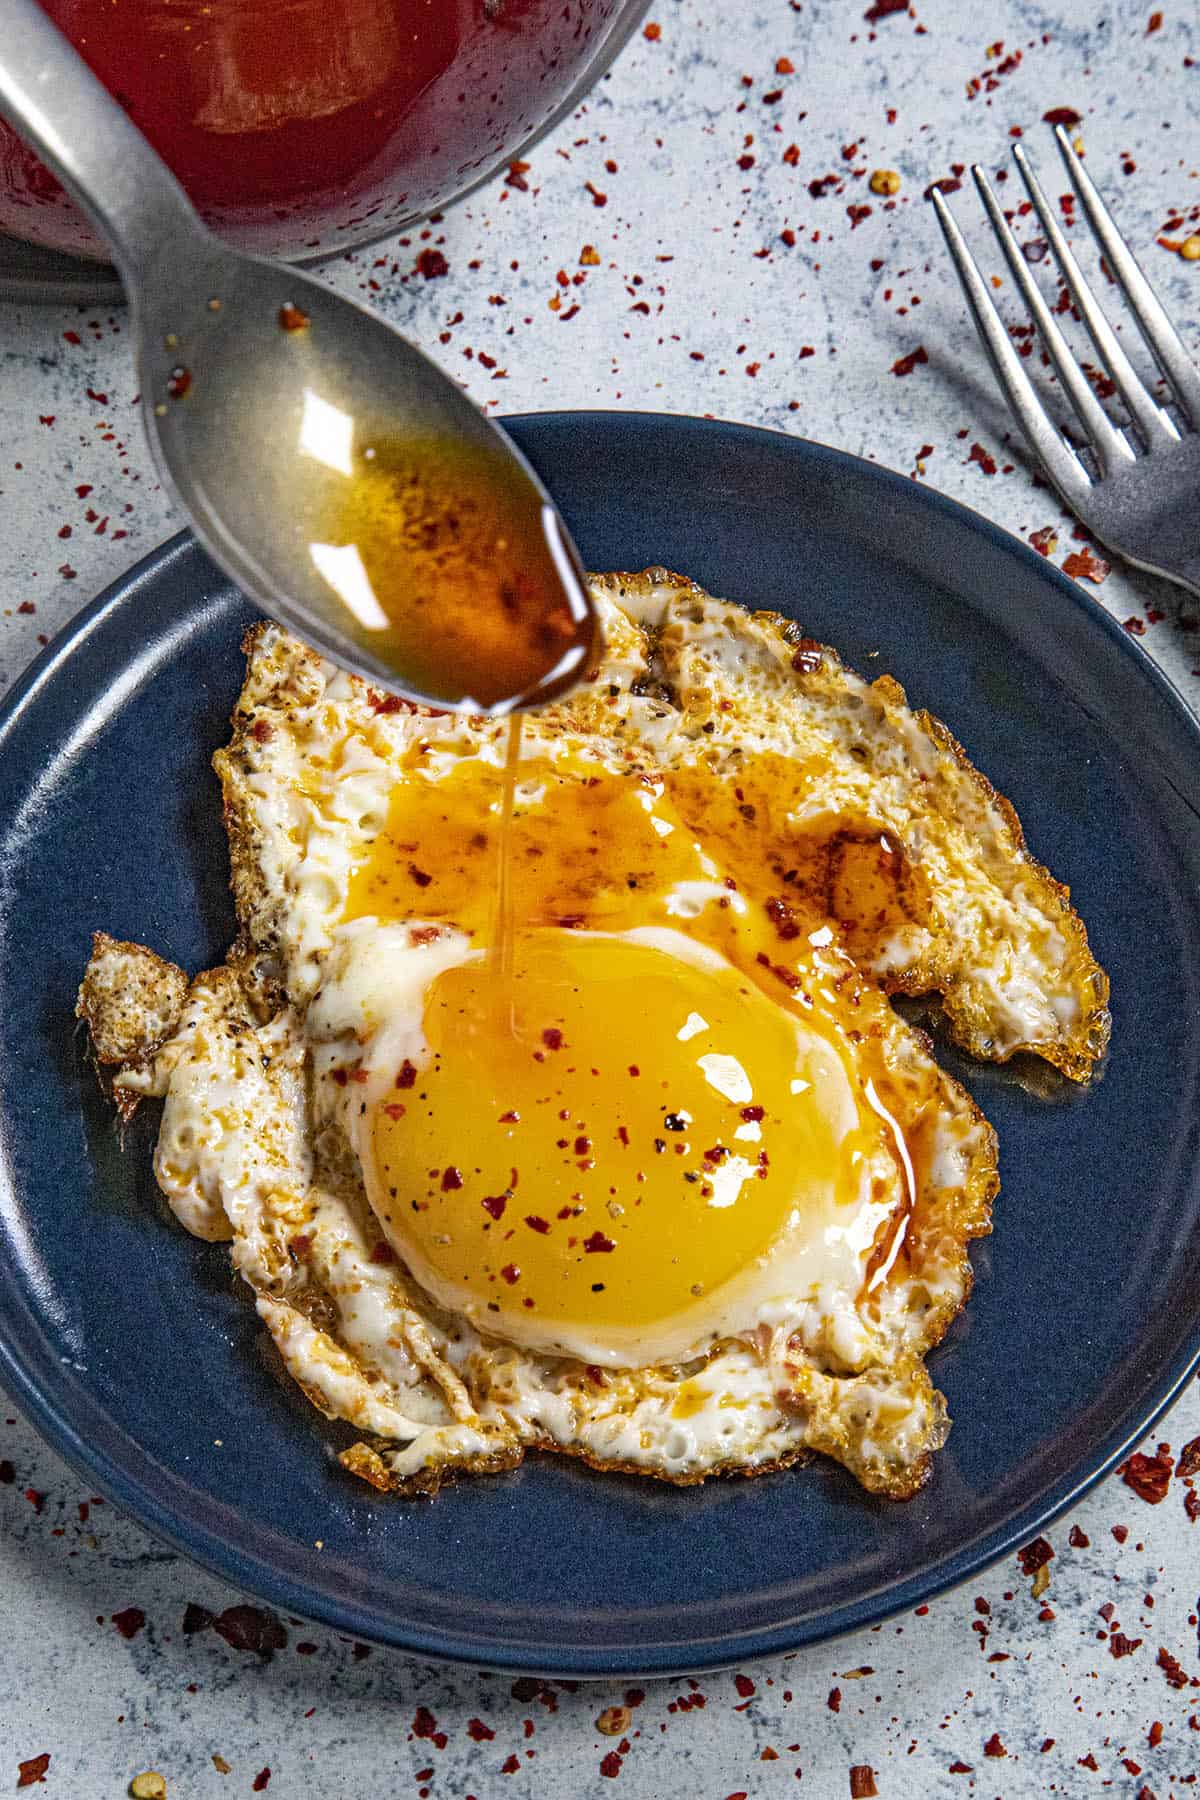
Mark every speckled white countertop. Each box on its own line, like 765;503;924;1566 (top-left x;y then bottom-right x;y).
2;2;1200;1794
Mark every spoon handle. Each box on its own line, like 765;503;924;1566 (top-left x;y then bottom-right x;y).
0;0;207;292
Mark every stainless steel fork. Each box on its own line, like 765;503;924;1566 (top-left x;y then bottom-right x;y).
931;127;1200;599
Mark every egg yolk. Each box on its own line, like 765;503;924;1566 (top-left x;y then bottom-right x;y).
346;745;923;1362
367;929;869;1361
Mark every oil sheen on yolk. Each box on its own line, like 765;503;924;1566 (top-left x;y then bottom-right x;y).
367;930;865;1362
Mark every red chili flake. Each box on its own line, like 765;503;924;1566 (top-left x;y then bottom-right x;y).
783;144;801;167
1042;106;1082;126
111;1606;145;1639
413;1706;448;1745
524;1215;550;1234
38;415;55;426
585;182;608;207
382;1102;406;1122
1078;1752;1099;1770
407;863;433;888
369;1241;397;1265
1017;1536;1054;1575
59;563;77;579
396;1060;418;1089
500;1264;520;1285
863;0;907;18
467;1718;495;1741
1147;9;1163;29
1159;1647;1190;1688
766;895;801;940
542;1028;564;1051
24;1488;43;1512
213;1604;287;1657
891;345;928;377
278;302;310;332
1148;1720;1164;1746
1063;546;1111;584
583;1231;616;1254
600;1751;622;1778
182;1602;214;1634
1185;1487;1200;1523
949;1761;973;1774
827;1687;842;1712
777;55;795;71
415;249;449;280
440;1167;463;1192
1068;1524;1090;1547
738;154;756;172
1041;1738;1055;1752
1124;1760;1143;1777
983;1733;1007;1757
17;1755;50;1788
1111;1632;1144;1658
643;20;661;38
369;690;416;715
1029;525;1058;556
1176;1435;1200;1478
791;638;824;672
1122;1447;1174;1503
968;441;998;475
734;1673;755;1697
808;175;839;198
252;1772;271;1793
482;1195;507;1221
847;204;873;229
849;1767;878;1798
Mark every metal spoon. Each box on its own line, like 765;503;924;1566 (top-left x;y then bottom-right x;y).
0;0;598;713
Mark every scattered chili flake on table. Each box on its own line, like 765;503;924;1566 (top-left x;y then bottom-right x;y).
983;1732;1007;1757
891;346;928;376
1063;546;1111;584
967;442;997;475
643;20;661;38
415;249;449;280
17;1757;51;1788
1157;1646;1190;1688
1043;106;1082;126
112;1606;146;1639
1017;1535;1054;1576
1122;1446;1174;1503
1147;9;1163;29
252;1772;271;1793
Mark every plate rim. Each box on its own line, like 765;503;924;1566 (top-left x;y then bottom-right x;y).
2;408;1199;1677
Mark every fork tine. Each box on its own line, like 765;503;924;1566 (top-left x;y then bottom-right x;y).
930;186;1091;506
971;164;1135;477
1012;143;1178;449
1055;125;1200;430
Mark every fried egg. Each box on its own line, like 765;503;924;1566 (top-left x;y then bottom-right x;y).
78;569;1108;1499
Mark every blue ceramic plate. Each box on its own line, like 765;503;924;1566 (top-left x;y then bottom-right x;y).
2;413;1200;1677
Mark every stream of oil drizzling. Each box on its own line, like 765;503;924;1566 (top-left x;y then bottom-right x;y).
488;711;524;1033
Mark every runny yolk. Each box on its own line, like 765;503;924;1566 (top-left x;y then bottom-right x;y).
346;748;922;1360
367;930;867;1361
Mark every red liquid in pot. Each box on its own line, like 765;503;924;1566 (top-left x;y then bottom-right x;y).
0;0;633;261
